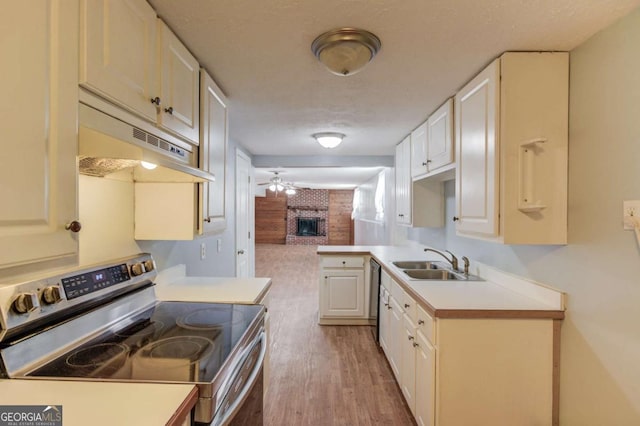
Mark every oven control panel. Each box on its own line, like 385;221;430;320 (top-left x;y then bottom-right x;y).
0;253;157;342
61;264;130;300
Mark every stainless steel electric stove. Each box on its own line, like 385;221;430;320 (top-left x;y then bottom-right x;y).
0;254;266;425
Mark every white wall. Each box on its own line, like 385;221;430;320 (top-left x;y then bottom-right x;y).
407;8;640;424
353;168;394;245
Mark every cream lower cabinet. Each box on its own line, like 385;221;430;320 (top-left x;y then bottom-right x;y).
0;1;79;270
381;275;557;425
318;256;368;325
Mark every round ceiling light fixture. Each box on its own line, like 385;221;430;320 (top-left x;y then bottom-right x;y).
311;28;381;76
313;132;345;149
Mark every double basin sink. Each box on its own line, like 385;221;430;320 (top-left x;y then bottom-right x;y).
392;261;483;281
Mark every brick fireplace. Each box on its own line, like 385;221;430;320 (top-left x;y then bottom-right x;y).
286;189;329;245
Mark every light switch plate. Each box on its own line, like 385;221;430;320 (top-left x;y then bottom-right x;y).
623;200;640;230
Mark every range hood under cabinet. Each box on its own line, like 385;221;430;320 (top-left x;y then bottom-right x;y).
78;103;215;183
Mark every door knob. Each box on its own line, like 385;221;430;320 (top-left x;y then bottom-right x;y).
65;220;82;233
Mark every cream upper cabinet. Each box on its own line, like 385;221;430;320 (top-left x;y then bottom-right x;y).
157;20;200;145
199;71;228;235
395;136;412;225
410;122;428;179
0;1;79;270
80;0;159;122
455;52;569;244
396;135;445;228
426;99;454;173
411;98;454;180
455;59;500;237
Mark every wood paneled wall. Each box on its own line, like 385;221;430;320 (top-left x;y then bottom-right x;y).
328;190;354;245
255;191;287;244
255;189;353;245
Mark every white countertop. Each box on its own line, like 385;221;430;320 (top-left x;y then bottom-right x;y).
318;245;565;318
155;264;271;304
0;380;197;426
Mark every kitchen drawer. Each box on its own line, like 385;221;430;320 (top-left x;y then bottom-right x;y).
321;256;365;269
416;304;436;344
381;269;392;292
402;290;417;323
390;277;405;304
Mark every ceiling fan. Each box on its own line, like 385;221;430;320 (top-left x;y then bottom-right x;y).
257;171;300;196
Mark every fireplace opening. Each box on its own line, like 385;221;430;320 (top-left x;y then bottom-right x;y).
297;217;324;236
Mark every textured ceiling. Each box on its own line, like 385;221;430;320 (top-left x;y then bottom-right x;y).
149;0;640;186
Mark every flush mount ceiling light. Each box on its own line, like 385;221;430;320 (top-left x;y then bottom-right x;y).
313;132;345;149
311;28;381;76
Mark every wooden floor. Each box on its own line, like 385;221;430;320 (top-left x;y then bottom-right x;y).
257;244;415;426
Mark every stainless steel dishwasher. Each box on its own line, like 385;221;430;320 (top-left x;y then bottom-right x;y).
369;258;381;343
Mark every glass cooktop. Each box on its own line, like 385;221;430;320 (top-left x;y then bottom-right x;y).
28;301;263;384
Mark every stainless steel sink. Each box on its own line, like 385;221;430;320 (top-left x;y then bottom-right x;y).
392;260;446;270
402;269;484;281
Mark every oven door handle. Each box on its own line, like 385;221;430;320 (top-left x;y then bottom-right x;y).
215;331;266;426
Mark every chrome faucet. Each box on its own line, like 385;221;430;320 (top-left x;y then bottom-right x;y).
461;256;470;276
424;248;459;272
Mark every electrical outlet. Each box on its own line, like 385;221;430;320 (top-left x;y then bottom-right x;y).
217;239;222;252
200;243;206;260
623;200;640;230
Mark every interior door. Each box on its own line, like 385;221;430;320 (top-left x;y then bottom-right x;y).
235;150;252;277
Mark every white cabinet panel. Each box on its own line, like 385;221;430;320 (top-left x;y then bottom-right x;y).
80;0;158;121
388;295;403;382
321;271;365;317
395;137;412;225
158;20;200;144
426;99;454;172
0;1;79;268
410;122;428;178
415;331;435;426
199;71;228;235
401;315;417;414
455;59;500;237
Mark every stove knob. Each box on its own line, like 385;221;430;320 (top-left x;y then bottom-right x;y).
13;292;39;314
42;286;62;305
143;260;155;273
130;263;145;277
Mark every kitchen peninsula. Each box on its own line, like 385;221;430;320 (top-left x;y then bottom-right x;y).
318;244;564;426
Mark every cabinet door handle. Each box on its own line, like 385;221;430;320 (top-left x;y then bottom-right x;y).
413;342;419;348
65;220;82;233
150;96;161;105
164;106;174;115
452;216;460;222
387;305;392;310
408;335;414;341
404;303;410;308
237;250;245;255
418;319;425;325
